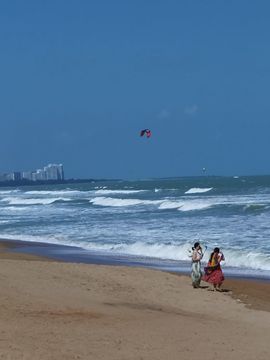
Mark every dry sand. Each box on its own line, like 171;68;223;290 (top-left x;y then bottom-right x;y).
0;241;269;360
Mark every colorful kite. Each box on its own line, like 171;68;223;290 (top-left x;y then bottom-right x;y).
140;129;152;138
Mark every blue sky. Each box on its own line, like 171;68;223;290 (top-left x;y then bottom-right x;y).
1;0;270;179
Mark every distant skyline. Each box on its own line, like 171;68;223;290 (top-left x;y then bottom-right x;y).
1;1;270;179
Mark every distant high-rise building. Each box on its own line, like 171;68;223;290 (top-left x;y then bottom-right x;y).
0;164;65;182
44;164;64;181
22;171;33;181
31;172;38;181
57;164;64;180
1;173;13;181
11;172;21;181
35;169;47;181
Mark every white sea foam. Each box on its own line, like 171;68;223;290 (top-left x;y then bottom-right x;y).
89;195;265;212
158;194;270;212
0;234;192;262
1;179;270;275
218;249;270;271
0;231;269;272
90;197;158;207
178;201;214;212
158;200;184;210
1;197;72;205
0;233;71;246
158;199;213;211
4;206;30;211
105;241;192;261
85;241;270;271
185;187;213;194
90;196;216;211
94;189;146;195
0;189;21;195
25;190;83;196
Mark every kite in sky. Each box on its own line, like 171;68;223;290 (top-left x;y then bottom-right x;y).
140;129;152;138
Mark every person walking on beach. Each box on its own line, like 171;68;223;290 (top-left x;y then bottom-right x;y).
203;247;225;291
191;242;203;288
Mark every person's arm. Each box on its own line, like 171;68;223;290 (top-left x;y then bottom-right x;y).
218;252;225;262
192;250;202;262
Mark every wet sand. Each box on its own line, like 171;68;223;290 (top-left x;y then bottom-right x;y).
0;240;269;359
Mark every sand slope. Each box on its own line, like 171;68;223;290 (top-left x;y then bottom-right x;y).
0;259;269;360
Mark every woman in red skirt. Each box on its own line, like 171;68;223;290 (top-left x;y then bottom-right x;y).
203;247;225;291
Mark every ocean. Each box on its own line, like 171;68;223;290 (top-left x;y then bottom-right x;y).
0;176;270;279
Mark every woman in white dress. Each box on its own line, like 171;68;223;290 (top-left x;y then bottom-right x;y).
191;242;203;288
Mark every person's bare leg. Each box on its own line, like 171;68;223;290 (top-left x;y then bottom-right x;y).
208;284;215;291
216;283;222;292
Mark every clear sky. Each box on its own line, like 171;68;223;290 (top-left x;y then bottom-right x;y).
1;0;270;179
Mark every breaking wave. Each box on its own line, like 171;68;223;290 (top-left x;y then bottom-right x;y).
0;189;21;195
185;187;213;194
90;197;213;211
1;177;270;275
90;197;158;207
2;233;269;271
1;197;72;205
158;200;214;211
94;189;147;195
25;190;83;196
74;241;270;271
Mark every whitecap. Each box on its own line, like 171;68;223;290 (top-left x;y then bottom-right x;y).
94;189;146;195
159;199;213;211
0;189;21;195
1;197;72;205
185;187;213;194
25;190;82;196
90;197;161;207
178;201;213;212
220;249;270;271
158;200;184;210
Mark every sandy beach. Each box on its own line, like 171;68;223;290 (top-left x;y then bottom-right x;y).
0;241;270;360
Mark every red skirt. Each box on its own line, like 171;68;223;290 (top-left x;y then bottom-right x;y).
202;268;224;285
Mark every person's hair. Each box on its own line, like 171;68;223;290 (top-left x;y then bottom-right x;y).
192;242;200;250
209;247;220;263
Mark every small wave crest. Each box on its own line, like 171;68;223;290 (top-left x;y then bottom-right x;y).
1;197;72;205
158;201;183;210
158;199;213;211
221;249;270;271
89;196;214;211
83;241;270;271
185;187;213;194
25;190;83;196
94;189;146;195
90;197;158;207
0;189;21;195
178;201;213;212
0;232;269;272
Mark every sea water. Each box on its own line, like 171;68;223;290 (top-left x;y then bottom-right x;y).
0;176;270;278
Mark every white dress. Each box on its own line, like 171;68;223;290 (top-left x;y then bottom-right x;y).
191;249;202;288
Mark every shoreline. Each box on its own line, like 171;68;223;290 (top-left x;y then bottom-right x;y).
0;239;270;359
1;238;270;313
1;237;270;280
